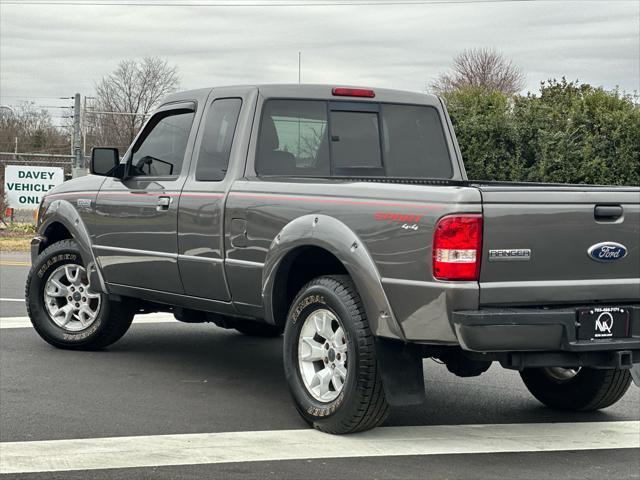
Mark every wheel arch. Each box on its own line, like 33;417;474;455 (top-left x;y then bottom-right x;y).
262;214;404;340
268;245;348;329
39;221;73;252
36;199;107;294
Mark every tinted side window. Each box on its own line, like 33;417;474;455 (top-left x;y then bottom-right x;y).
382;104;452;178
130;109;195;177
330;110;383;176
256;100;329;176
196;98;242;181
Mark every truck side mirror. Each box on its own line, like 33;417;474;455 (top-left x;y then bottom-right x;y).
91;147;121;177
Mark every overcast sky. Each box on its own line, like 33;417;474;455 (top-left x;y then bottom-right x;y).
1;0;638;118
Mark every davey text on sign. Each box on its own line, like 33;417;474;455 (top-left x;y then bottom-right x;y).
4;165;64;209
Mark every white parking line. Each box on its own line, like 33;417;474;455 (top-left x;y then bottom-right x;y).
0;298;25;302
1;421;638;474
0;313;176;329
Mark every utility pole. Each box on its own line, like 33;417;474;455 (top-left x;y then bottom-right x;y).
82;95;87;157
71;93;85;178
298;51;301;84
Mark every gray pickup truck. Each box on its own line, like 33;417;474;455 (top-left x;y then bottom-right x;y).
27;85;639;434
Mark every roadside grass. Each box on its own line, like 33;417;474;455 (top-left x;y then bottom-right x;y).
0;223;35;252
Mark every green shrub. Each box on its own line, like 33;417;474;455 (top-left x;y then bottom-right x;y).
441;79;640;186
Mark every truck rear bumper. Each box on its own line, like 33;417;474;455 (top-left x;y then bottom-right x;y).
452;305;640;354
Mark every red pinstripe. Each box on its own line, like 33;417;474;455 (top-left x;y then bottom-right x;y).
46;190;443;209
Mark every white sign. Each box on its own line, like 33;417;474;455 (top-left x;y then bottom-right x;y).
4;165;64;210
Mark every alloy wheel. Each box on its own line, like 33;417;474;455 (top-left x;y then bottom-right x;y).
43;264;101;332
297;308;348;402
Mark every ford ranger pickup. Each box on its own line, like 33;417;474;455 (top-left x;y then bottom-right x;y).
26;85;640;434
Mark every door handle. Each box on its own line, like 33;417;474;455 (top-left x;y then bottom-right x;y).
156;195;171;211
594;205;623;222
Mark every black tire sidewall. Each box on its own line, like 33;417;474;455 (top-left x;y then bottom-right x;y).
27;242;111;347
520;367;621;411
283;281;362;425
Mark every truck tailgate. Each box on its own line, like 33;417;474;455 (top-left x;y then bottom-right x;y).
478;185;640;305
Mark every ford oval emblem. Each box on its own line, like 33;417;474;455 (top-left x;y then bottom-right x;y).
587;242;628;262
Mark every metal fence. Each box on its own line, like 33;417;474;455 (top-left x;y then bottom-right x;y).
1;152;87;223
0;152;88;178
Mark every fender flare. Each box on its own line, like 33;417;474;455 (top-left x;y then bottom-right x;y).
37;199;108;294
261;214;405;340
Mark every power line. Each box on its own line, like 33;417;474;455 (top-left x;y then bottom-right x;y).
86;110;150;116
0;95;73;100
1;0;631;5
5;105;72;109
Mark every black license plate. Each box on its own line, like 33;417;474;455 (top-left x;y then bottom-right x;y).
577;307;630;341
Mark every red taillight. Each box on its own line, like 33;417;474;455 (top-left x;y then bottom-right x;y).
332;87;375;98
432;214;483;281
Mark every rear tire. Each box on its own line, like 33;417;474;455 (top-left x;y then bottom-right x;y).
520;366;632;411
283;275;390;434
26;239;134;350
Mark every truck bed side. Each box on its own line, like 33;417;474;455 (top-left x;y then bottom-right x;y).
224;179;481;343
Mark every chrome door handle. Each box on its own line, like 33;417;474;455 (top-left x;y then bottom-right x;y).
156;195;171;211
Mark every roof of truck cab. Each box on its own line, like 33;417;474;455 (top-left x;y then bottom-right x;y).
161;84;441;106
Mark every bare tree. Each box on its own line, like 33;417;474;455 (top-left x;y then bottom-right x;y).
0;102;68;153
90;57;180;149
431;48;525;96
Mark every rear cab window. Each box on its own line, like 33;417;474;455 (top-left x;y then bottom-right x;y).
381;104;452;178
256;100;329;176
256;98;452;179
330;109;383;176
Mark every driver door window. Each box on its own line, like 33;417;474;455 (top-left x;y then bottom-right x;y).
130;109;195;177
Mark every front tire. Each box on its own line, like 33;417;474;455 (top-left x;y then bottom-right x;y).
26;239;134;350
283;275;389;434
520;366;632;411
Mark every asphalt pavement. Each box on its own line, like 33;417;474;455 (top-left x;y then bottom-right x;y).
1;253;639;479
0;252;29;318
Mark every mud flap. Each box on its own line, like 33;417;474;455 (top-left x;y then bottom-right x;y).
375;338;425;406
631;364;640;387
